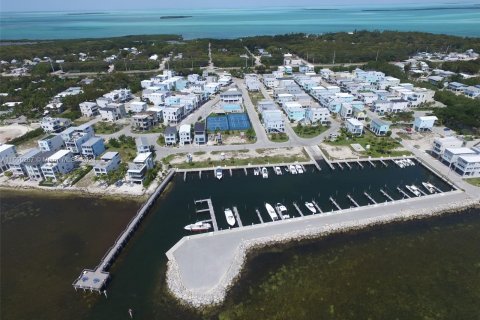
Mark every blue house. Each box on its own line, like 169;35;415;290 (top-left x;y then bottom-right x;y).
370;118;391;136
414;116;438;132
81;137;105;158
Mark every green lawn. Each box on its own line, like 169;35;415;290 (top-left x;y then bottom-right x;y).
248;91;265;108
327;130;411;158
93;122;125;134
465;178;480;187
293;124;328;138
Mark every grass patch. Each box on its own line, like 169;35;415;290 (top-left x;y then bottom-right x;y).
465;178;480;187
68;165;93;185
193;151;206;156
383;111;414;124
132;125;165;134
94;163;128;186
248;91;265;108
269;133;289;142
293;124;328;138
93;122;124;134
106;135;137;162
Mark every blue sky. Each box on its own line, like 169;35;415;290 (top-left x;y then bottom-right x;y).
1;0;476;12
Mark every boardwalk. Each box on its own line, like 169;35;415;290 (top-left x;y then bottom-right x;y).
73;170;175;292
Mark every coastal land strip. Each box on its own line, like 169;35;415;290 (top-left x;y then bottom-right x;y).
165;190;479;307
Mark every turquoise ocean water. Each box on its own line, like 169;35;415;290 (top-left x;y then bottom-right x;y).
1;4;480;40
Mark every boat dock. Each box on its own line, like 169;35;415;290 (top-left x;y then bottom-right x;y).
356;161;364;168
232;207;243;227
368;160;376;167
195;198;218;231
346;194;359;207
255;209;264;223
397;187;411;199
337;162;344;170
380;189;394;201
364;192;377;204
312;200;323;213
303;146;323;171
329;197;342;210
345;162;352;170
73;170;175;293
292;202;304;216
414;185;428;196
380;159;388;167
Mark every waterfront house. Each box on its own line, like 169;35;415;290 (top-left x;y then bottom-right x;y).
441;147;477;166
81;137;105;158
370;118;391;136
164;126;178;146
413;116;438;132
24;150;55;180
136;137;151;154
7;148;42;177
345;118;364;136
132;111;159;131
262;109;285;133
179;124;192;145
41;149;75;182
432;136;464;158
194;122;207;145
38;134;64;152
79;102;99;117
0;144;16;173
40;117;72;133
61;124;94;154
93;152;121;176
454;154;480;177
127;152;154;184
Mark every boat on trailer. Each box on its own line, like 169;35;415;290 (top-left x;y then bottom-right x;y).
265;203;278;221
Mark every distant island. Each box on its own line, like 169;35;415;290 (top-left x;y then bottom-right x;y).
160;15;192;20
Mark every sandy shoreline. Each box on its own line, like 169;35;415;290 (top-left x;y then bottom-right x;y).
165;196;479;307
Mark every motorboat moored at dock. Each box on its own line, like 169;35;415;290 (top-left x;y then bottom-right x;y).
274;166;282;175
305;202;317;214
405;185;421;197
184;221;212;232
261;167;269;179
265;203;278;221
295;164;304;174
289;165;297;174
275;203;290;219
215;167;223;180
253;167;260;176
422;182;436;194
224;208;236;226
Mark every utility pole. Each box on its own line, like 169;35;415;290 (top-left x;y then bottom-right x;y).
375;50;379;62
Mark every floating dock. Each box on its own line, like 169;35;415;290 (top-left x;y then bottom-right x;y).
255;209;264;223
380;189;394;201
292;202;304;216
195;198;218;231
356;161;364;169
346;194;359;207
232;207;243;227
396;187;411;199
329;197;342;210
364;192;377;204
73;170;175;293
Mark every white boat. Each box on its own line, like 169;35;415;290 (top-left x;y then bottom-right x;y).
261;167;269;179
305;202;317;214
275;203;290;219
215;167;223;180
184;221;211;232
289;164;297;174
265;203;278;221
405;185;421;197
422;182;436;194
295;164;304;174
407;159;415;166
253;167;260;176
284;166;290;173
224;208;236;226
274;166;282;175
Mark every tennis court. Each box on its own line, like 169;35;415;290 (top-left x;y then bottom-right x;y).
207;115;229;131
227;113;251;130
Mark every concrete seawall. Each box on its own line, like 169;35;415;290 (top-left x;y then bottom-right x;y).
165;191;478;307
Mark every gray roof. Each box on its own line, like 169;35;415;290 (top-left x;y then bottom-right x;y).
164;126;177;135
194;122;205;132
82;137;103;147
136;137;149;147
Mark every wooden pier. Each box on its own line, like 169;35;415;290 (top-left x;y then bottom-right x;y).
364;192;377;204
195;198;218;231
312;200;323;213
232;207;243;227
329;197;342;210
292;202;304;216
380;189;394;201
255;209;264;223
346;194;359;207
396;187;411;199
73;170;176;293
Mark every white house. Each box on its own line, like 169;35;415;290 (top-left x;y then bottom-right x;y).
40;117;72;133
442;147;477;165
163;106;184;125
306;107;330;124
93;152;121;176
164;126;178;146
179;124;192;145
454;154;480;177
81;137;105;158
99;103;126;122
262;109;285;133
136;137;151;153
345;118;364;136
0;144;16;172
220;89;243;104
413;116;438;132
126;101;147;113
127;152;154;184
41;150;75;181
79;102;99;117
432;136;463;157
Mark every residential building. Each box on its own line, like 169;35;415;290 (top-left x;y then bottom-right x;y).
164;126;178;146
258;99;277;111
454;154;480;177
79;102;99;117
194;122;207;145
7;148;42;176
38;134;64;152
463;86;480;98
132;111;159;131
263;74;279;88
0;144;16;172
81;137;105;158
179;124;192;145
93;152;121;176
283;101;305;122
99;103;126;122
442;147;477;165
61;124;95;154
262;109;285;133
136;137;151;153
24;151;54;180
448;82;466;92
306;107;330;124
41;150;75;181
245;74;260;91
126;101;147;113
432;136;464;157
428;76;444;85
413;116;438;132
162;106;184;125
127;152;154;184
40;117;72;133
370;118;391;136
220;89;243;104
345;118;364;136
340;104;353;119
